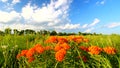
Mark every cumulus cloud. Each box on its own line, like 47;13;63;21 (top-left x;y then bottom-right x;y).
0;10;21;23
107;23;120;28
0;0;82;32
21;0;71;25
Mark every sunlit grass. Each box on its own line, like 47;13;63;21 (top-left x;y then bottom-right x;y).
0;34;120;68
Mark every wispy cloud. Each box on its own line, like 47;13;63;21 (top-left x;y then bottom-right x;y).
89;18;100;26
84;27;94;33
107;23;120;28
82;24;88;28
1;0;8;2
96;0;106;5
12;0;20;5
55;23;80;30
81;18;100;29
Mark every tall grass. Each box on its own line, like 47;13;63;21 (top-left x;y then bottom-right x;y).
0;34;120;68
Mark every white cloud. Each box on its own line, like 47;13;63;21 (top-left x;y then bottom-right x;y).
96;0;106;5
107;23;120;28
0;0;80;32
89;18;100;26
0;10;21;23
1;0;8;2
12;0;20;4
100;0;105;5
55;23;80;30
21;0;72;26
84;27;94;33
82;24;88;28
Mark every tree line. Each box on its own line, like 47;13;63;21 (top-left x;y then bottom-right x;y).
0;28;102;36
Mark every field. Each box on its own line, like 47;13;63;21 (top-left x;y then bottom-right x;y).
0;34;120;68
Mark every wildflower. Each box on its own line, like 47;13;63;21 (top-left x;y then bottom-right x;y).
103;46;116;55
28;57;35;63
1;45;8;49
68;36;84;43
34;44;44;54
21;50;28;56
55;49;66;62
54;44;62;51
88;46;102;55
45;36;57;43
16;54;21;59
82;56;87;62
57;37;68;44
77;56;88;62
26;48;35;58
79;46;88;52
60;43;70;50
83;38;89;43
16;50;28;59
44;46;52;50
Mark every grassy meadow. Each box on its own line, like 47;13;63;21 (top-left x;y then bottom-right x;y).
0;34;120;68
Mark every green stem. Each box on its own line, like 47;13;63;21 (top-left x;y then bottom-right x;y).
74;44;85;68
54;61;59;68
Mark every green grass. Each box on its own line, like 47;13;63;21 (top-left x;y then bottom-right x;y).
0;34;120;68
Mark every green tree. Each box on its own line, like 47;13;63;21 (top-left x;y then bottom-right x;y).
50;30;57;35
0;30;4;35
13;29;19;35
5;28;11;35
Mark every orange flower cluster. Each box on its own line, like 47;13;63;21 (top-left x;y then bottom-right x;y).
54;43;70;51
103;46;117;54
79;45;117;55
16;44;52;63
55;49;66;62
79;46;89;52
68;35;89;43
54;43;70;62
45;36;58;43
88;46;102;55
45;36;68;44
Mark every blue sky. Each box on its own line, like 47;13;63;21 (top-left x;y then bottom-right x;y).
0;0;120;34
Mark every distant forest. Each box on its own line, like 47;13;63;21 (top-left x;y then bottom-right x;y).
0;28;106;36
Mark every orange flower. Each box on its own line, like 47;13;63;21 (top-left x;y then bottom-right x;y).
103;46;116;55
34;44;44;54
79;46;88;52
28;57;35;63
57;37;68;44
26;48;35;58
45;36;57;43
68;36;84;43
74;38;83;44
77;56;87;62
82;56;87;62
88;46;102;55
60;43;70;50
55;49;66;62
20;50;28;56
44;46;52;50
54;44;62;51
16;54;21;59
83;38;89;43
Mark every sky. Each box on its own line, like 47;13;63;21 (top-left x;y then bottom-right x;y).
0;0;120;34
